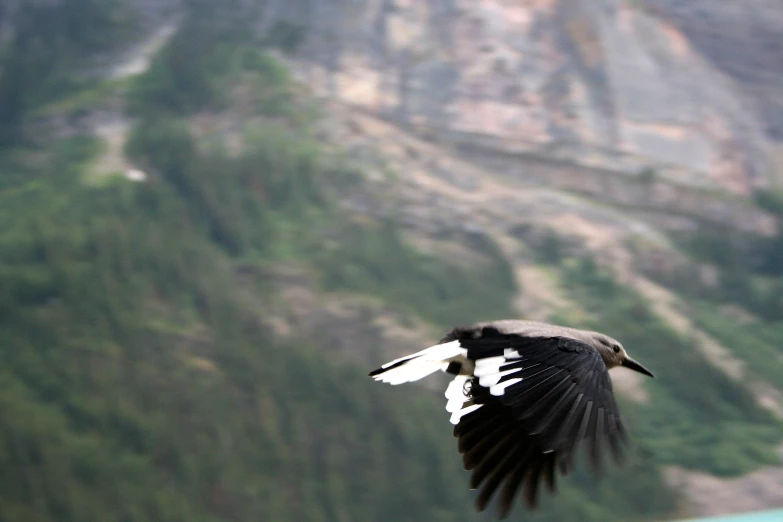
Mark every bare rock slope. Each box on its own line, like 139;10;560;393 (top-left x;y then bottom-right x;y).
269;0;776;195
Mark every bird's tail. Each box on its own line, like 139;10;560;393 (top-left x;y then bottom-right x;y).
369;340;466;385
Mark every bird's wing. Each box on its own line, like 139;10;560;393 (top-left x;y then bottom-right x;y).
453;334;628;518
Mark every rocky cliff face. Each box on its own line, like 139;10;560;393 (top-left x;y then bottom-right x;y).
642;0;783;142
265;0;776;196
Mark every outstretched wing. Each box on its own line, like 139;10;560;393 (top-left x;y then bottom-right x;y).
453;334;628;518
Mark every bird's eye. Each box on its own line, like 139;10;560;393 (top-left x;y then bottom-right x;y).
613;345;620;353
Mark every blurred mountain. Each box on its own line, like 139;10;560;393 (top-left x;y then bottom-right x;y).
641;0;783;143
1;1;783;521
265;0;778;196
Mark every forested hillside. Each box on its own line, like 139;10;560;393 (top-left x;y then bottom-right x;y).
0;1;781;521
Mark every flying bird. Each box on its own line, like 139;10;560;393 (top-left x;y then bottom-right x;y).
369;320;654;519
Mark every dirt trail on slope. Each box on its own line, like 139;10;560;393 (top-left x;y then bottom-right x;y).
91;22;179;181
109;23;178;80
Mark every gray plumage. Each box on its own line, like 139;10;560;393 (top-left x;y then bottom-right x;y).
369;319;654;519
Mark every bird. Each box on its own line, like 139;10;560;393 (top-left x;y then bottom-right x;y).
368;319;654;519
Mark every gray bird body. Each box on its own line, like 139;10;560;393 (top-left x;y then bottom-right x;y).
453;319;597;339
441;320;620;370
369;319;654;519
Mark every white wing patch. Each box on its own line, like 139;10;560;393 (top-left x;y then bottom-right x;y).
504;348;521;359
372;340;466;385
479;367;522;387
474;351;532;397
375;341;531;424
445;375;470;413
473;356;506;378
445;375;483;424
490;378;522;396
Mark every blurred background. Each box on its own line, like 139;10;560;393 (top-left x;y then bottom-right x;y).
1;1;783;521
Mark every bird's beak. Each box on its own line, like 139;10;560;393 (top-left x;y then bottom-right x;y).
622;357;654;378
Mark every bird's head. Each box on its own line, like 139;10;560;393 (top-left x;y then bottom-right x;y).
588;332;654;377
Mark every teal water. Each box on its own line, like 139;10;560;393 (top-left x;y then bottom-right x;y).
678;510;783;522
